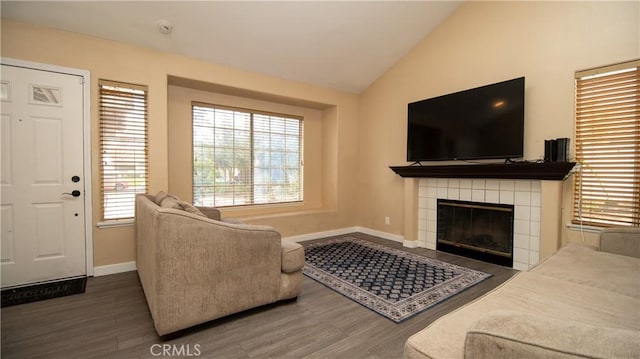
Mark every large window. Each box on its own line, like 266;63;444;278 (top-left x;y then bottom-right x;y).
573;60;639;227
99;80;148;221
192;103;303;207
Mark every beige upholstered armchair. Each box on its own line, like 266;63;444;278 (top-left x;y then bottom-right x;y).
135;193;304;336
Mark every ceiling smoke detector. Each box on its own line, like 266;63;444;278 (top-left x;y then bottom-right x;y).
157;20;173;35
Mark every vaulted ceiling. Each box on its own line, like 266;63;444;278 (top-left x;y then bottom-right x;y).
1;1;461;94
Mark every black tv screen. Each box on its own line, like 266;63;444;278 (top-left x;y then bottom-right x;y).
407;77;525;162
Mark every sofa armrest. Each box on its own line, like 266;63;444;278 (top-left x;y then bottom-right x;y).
281;241;304;273
151;208;283;335
465;311;640;359
599;227;640;258
222;217;245;224
195;206;221;221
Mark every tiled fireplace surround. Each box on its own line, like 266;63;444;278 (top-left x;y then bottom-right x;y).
417;178;543;271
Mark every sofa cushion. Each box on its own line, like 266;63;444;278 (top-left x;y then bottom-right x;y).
406;271;640;359
531;243;640;298
160;196;181;209
178;200;206;217
465;311;640;359
281;241;304;273
155;190;179;205
599;227;640;259
160;197;206;217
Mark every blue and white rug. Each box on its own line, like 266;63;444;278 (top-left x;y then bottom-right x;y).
303;236;492;323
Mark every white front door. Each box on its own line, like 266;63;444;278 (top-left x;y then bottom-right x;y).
1;64;87;288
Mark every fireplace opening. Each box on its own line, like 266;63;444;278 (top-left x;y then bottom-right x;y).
437;199;514;267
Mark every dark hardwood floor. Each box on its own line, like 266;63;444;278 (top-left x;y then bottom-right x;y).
1;233;517;359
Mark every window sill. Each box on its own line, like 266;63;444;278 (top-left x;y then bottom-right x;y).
566;223;604;234
238;208;336;222
219;201;315;218
97;219;134;229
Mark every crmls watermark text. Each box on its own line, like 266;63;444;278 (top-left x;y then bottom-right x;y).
150;344;201;357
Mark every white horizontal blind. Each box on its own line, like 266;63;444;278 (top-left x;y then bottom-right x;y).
99;80;148;220
193;104;303;207
573;60;640;227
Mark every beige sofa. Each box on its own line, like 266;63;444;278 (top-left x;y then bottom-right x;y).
135;193;304;336
405;227;640;359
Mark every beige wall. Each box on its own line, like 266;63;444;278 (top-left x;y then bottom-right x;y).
358;1;639;248
1;20;360;266
2;1;638;267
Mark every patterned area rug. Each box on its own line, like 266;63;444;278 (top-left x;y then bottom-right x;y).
303;236;492;323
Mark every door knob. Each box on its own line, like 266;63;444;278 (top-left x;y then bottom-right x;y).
63;190;82;197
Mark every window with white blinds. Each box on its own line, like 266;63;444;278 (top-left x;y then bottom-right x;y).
192;103;303;207
573;60;640;227
99;80;148;220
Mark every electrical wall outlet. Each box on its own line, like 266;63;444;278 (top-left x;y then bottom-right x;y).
385;216;391;225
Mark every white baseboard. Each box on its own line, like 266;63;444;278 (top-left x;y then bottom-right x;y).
403;239;422;248
284;226;407;244
283;227;360;243
355;226;405;243
93;261;136;277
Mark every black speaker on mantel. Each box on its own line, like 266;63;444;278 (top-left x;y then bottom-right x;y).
544;138;570;162
544;140;557;162
556;138;570;162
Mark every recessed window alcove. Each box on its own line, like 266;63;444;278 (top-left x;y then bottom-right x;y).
167;75;340;220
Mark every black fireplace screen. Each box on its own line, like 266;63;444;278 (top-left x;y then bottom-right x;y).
437;199;514;266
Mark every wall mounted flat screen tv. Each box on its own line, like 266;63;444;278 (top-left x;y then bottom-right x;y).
407;77;525;162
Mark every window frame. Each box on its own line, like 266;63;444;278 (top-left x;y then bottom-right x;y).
573;60;640;228
192;102;304;208
98;80;149;223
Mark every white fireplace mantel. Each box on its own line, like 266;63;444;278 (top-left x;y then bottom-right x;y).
394;163;574;270
401;176;565;271
419;178;543;270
